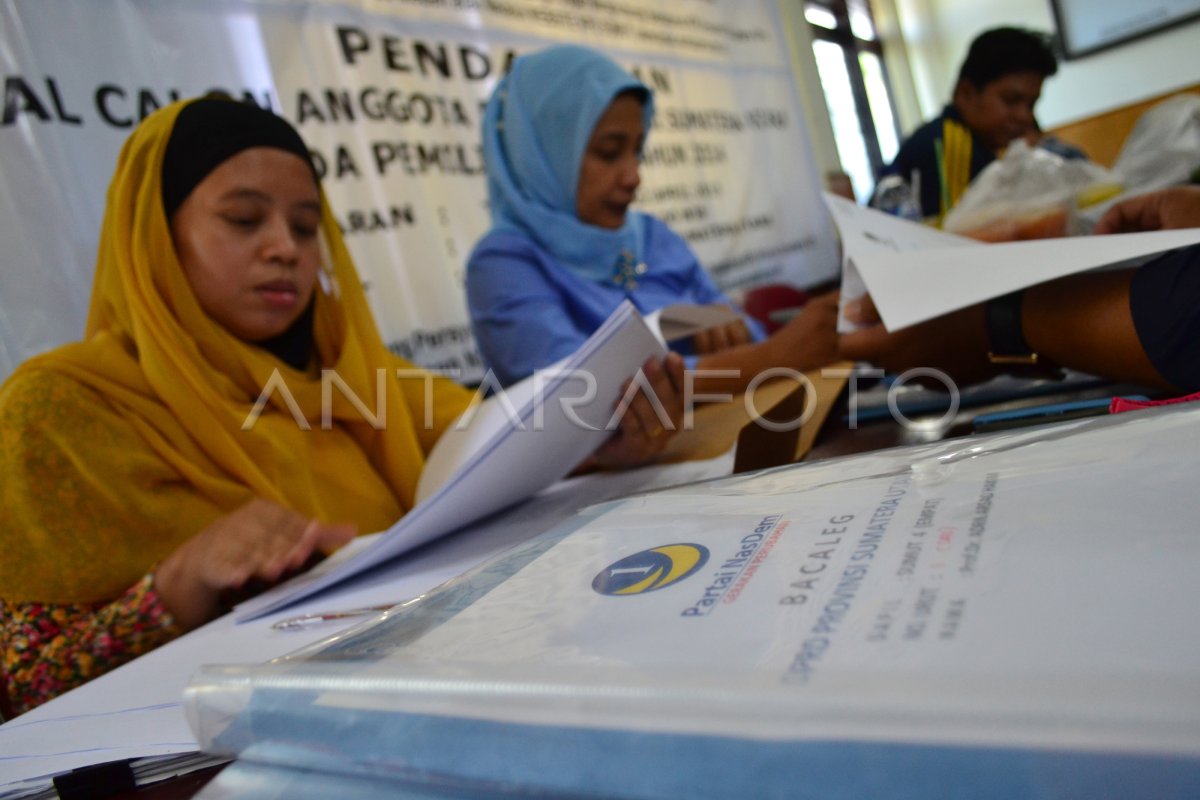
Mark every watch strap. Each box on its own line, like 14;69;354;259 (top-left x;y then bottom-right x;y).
986;290;1038;365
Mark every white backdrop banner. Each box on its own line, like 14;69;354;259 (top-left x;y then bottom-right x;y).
0;0;838;383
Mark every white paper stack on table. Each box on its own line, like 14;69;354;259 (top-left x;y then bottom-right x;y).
826;192;1200;333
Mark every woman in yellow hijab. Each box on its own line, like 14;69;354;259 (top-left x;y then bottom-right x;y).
0;97;683;716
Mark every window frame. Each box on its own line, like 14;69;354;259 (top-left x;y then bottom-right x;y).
805;0;900;179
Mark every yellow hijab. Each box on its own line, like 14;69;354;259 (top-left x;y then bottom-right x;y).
0;98;471;603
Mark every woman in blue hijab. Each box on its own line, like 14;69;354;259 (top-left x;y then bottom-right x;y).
467;45;839;389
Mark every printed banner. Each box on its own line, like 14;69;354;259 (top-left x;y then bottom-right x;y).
0;0;838;382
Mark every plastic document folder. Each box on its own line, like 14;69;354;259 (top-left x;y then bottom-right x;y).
187;405;1200;799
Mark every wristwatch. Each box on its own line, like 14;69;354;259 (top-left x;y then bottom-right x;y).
985;290;1039;365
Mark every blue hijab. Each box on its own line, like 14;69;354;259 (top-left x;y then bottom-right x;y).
481;45;655;283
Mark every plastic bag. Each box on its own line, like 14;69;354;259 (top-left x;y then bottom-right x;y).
1112;94;1200;194
942;140;1121;241
1071;95;1200;231
1068;95;1200;228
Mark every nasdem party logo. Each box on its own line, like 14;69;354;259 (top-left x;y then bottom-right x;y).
592;544;710;596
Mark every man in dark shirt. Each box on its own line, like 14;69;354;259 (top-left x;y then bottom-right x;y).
877;27;1060;220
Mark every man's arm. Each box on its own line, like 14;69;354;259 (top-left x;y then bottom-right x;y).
839;269;1172;390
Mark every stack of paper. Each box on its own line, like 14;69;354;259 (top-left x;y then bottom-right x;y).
234;300;669;621
235;298;757;622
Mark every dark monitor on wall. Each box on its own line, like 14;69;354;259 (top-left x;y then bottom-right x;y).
1049;0;1200;59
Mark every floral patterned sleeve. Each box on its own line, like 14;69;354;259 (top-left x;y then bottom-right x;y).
1;574;183;718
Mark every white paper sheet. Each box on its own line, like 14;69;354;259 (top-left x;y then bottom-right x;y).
824;193;1200;332
414;363;556;506
414;302;740;506
860;228;1200;331
824;193;977;332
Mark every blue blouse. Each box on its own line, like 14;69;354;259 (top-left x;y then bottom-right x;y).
466;214;764;387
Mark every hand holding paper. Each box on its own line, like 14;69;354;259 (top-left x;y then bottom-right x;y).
586;353;686;469
823;193;977;333
1093;185;1200;235
825;192;1200;333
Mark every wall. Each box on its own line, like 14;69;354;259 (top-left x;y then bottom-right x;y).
891;0;1200;131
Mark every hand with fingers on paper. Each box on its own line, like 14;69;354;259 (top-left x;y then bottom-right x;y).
155;499;357;630
587;353;686;469
839;294;999;386
1093;186;1200;235
691;314;754;355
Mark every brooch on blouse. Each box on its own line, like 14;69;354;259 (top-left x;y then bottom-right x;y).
612;249;648;291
